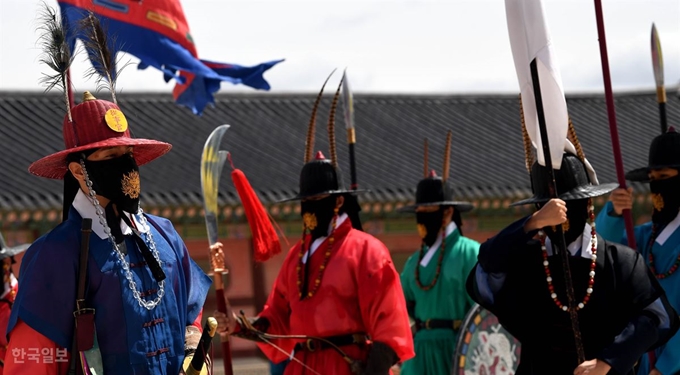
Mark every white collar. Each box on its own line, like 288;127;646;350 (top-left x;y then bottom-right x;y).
302;213;349;264
544;223;596;259
420;221;457;267
656;211;680;246
72;189;149;240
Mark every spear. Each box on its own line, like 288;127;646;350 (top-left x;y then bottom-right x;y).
341;69;358;190
593;0;637;249
651;23;667;134
341;69;364;231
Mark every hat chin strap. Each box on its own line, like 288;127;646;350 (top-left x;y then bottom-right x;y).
565;139;599;185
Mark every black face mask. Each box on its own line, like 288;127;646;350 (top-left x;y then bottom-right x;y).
540;199;589;247
416;209;444;247
301;196;338;240
83;153;141;214
650;175;680;226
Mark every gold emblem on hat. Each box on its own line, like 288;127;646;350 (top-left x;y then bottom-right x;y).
105;108;128;133
121;171;140;198
303;213;318;230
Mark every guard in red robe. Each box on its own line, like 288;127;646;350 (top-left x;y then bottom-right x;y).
214;73;415;374
0;234;28;374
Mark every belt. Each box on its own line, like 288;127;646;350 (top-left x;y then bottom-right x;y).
414;319;462;331
293;333;367;353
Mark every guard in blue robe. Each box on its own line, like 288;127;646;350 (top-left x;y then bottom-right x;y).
596;128;680;375
4;89;212;375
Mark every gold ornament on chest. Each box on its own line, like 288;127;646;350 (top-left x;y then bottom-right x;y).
121;171;141;198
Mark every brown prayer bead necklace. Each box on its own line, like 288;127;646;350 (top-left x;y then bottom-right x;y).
538;202;597;312
415;226;447;291
647;225;680;279
296;208;339;299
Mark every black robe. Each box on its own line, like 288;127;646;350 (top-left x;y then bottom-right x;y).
467;216;679;375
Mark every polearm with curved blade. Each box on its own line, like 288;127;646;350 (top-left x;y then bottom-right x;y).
592;0;637;249
200;124;234;375
505;0;585;363
651;23;667;134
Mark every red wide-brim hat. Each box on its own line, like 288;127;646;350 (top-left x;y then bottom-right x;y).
29;138;171;180
28;92;172;180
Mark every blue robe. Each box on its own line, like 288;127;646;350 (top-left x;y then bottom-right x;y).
7;206;211;374
596;201;680;375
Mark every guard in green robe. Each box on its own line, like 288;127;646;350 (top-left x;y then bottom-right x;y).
398;134;480;375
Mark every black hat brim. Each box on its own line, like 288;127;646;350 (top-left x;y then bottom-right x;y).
277;189;369;203
0;244;29;260
510;182;619;206
625;165;680;182
397;201;474;213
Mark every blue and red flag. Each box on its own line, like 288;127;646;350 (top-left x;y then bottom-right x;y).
58;0;283;115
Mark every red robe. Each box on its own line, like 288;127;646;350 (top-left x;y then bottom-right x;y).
0;282;18;374
255;218;414;374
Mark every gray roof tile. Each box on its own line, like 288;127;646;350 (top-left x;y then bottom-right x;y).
0;90;678;211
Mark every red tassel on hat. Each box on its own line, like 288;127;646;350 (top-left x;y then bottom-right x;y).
229;156;281;262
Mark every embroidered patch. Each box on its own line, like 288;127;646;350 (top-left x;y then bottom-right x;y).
121;171;140;198
652;193;664;212
417;223;427;239
303;213;318;230
105;108;128;133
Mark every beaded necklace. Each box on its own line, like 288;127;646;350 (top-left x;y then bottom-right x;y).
539;203;597;312
81;161;165;310
296;208;338;299
647;224;680;279
415;226;446;291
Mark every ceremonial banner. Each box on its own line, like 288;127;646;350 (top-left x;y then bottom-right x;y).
58;0;282;114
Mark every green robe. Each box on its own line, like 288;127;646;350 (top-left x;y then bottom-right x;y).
400;225;480;375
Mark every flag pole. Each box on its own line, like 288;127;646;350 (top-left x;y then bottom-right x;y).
530;58;585;363
67;69;75;110
593;0;637;249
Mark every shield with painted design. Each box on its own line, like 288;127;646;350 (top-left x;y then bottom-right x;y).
452;304;521;375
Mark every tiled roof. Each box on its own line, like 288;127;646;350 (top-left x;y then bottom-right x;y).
0;90;678;212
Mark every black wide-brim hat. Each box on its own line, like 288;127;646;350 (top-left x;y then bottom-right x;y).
278;155;367;202
398;176;474;213
625;129;680;182
511;153;618;206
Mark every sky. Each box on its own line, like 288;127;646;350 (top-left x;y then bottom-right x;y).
0;0;678;95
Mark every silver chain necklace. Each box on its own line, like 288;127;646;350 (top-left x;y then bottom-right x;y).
80;160;165;310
